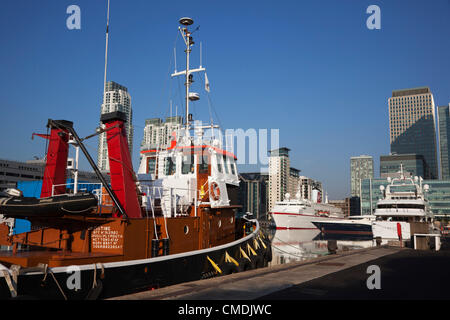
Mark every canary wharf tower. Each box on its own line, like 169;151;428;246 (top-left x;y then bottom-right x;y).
388;87;438;179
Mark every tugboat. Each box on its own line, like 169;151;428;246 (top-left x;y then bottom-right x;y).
0;17;270;300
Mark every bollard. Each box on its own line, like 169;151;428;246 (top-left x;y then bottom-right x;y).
436;236;441;251
376;237;382;247
162;238;170;256
151;239;160;257
327;240;337;254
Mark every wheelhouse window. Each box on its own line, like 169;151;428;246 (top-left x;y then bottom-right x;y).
146;157;156;174
377;203;425;210
198;153;209;174
223;156;229;174
230;158;236;175
182;154;195;174
164;156;176;175
216;154;223;173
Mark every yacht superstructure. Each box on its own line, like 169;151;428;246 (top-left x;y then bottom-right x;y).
372;168;434;240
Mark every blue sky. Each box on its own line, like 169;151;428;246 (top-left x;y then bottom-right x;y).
0;0;449;199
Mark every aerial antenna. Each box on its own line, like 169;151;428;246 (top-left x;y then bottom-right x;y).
171;18;208;135
191;25;200;34
173;47;177;73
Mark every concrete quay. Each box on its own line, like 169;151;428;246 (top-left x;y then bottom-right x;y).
108;245;431;300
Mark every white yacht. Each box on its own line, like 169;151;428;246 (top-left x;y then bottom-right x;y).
270;189;344;230
371;169;434;241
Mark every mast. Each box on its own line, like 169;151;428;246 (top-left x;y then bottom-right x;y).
185;29;190;131
181;17;193;131
172;17;205;134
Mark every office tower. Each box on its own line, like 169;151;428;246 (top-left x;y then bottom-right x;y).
388;86;438;179
299;176;322;201
268;148;291;211
438;104;450;180
380;154;428;179
141;116;183;152
238;172;269;220
288;167;301;199
350;155;374;197
97;81;133;171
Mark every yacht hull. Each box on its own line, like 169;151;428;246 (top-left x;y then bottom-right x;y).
271;211;343;230
372;221;411;240
313;220;373;239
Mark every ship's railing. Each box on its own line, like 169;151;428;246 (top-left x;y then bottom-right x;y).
375;207;426;214
375;209;426;217
139;184;202;242
51;182;104;204
50;182;209;218
139;184;200;218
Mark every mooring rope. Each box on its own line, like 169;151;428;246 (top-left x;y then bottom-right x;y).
42;264;68;300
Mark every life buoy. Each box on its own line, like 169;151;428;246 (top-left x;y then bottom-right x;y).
210;182;221;201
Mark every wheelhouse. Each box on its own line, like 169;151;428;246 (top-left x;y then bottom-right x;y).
139;145;238;184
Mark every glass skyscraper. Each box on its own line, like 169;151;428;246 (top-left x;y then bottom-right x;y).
388;87;438;179
238;172;269;220
438;105;450;180
379;154;428;179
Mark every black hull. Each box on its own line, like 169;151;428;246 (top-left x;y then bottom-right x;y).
0;193;98;219
312;221;373;240
0;225;270;300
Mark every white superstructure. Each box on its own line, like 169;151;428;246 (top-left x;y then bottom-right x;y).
372;168;434;240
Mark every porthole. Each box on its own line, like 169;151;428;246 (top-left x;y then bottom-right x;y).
218;220;222;228
184;225;189;235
